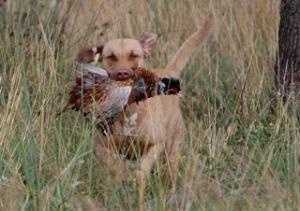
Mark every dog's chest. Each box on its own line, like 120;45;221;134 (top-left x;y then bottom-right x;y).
114;96;181;141
116;103;147;137
122;111;139;136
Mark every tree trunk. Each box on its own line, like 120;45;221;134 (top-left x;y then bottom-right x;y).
275;0;300;101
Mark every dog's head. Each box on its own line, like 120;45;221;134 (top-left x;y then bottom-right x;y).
77;33;157;79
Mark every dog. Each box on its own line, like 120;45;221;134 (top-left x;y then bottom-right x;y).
76;18;213;188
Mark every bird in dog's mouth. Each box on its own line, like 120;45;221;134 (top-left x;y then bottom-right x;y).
62;63;181;130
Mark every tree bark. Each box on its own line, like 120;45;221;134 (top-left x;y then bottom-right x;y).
275;0;300;101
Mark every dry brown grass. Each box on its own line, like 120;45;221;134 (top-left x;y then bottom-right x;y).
2;0;300;210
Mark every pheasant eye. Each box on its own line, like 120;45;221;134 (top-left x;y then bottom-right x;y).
106;54;118;62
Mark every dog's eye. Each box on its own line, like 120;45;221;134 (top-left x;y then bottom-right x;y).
106;54;118;62
129;53;140;59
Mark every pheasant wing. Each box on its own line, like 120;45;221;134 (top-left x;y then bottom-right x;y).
94;83;132;123
66;69;134;125
66;64;109;111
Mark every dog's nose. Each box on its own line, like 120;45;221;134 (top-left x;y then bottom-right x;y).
109;69;134;81
117;71;130;80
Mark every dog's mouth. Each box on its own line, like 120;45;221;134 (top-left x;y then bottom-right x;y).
109;68;181;90
106;67;181;100
107;68;135;81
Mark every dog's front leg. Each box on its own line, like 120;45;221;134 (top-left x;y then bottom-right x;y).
135;143;164;211
138;143;164;176
94;137;132;183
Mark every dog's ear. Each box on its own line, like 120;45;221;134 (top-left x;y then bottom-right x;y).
139;32;158;57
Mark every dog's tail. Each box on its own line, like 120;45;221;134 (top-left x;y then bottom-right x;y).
165;16;213;78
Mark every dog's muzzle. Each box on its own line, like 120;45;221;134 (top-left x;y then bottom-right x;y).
108;68;135;81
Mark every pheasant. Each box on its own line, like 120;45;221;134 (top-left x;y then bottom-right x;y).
64;63;181;131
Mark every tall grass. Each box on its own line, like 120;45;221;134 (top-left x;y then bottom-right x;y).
1;0;300;210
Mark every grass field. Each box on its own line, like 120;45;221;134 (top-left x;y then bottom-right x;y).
1;0;300;210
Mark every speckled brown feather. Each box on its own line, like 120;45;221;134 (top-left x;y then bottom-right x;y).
134;67;160;92
67;77;133;113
